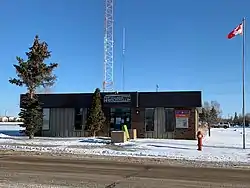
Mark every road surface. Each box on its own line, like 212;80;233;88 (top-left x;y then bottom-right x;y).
0;155;250;187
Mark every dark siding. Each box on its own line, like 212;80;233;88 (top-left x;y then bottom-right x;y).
42;108;87;137
20;91;202;108
20;93;93;108
139;91;202;108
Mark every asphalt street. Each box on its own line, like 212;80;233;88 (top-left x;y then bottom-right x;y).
0;155;250;187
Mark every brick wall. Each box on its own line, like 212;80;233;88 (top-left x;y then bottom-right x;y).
174;108;198;140
131;108;145;138
107;107;198;140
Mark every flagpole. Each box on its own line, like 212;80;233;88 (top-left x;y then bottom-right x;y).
242;17;246;149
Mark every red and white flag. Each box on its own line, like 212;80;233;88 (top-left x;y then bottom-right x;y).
227;23;243;39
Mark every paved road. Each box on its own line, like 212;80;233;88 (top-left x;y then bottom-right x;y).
0;155;250;188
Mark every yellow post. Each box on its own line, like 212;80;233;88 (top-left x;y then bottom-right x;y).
122;124;130;140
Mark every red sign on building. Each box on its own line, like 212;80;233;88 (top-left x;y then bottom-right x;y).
175;110;190;118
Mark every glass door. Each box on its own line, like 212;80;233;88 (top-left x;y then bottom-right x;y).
110;108;131;131
114;116;122;130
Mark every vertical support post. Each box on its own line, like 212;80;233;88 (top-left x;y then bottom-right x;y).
242;17;246;149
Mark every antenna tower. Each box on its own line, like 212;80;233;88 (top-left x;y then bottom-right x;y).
103;0;114;92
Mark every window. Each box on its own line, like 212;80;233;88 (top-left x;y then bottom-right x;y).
165;108;175;132
74;108;83;130
42;108;50;131
145;108;155;131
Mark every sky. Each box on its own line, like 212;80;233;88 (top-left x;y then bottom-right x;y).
0;0;250;117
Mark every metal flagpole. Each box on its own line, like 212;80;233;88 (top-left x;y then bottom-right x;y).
242;17;246;149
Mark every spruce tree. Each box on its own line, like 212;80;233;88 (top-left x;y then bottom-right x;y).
86;88;106;137
233;112;239;125
9;35;58;139
19;94;43;138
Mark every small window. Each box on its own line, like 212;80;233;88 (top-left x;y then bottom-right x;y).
42;108;50;131
165;108;175;132
75;108;83;130
145;108;154;131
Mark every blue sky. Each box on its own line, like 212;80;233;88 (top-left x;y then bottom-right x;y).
0;0;249;116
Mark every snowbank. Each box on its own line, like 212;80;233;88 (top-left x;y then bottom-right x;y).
0;128;250;163
0;133;10;138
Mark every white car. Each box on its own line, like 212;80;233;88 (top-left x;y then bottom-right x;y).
214;122;230;128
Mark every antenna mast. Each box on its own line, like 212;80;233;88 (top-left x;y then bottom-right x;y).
122;27;126;91
103;0;114;92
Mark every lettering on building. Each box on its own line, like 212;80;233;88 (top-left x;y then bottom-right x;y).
103;94;131;103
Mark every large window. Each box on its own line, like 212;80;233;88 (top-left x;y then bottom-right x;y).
145;108;155;131
165;108;175;132
74;108;83;130
42;108;50;131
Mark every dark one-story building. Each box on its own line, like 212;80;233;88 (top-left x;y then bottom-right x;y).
20;91;202;139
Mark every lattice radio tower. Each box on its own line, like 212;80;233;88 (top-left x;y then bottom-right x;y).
103;0;114;92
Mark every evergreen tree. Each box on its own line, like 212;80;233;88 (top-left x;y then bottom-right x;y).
86;88;106;137
233;112;239;125
9;35;58;139
19;94;43;137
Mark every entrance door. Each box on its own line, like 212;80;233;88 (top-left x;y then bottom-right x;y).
110;108;131;131
114;116;122;130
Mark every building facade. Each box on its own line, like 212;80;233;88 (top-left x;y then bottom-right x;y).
20;91;202;139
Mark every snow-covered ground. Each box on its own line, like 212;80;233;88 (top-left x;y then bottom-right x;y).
0;126;250;163
0;124;25;136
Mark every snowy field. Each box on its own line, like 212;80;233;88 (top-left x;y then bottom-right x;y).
0;125;250;163
0;124;25;136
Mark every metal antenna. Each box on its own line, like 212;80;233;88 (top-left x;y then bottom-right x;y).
103;0;114;92
156;84;159;92
122;27;126;91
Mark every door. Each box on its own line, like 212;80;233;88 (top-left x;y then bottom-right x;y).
110;108;131;131
114;116;122;130
123;115;131;129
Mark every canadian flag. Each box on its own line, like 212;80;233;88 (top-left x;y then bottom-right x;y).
227;23;243;39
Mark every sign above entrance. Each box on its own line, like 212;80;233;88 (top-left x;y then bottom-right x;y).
104;94;131;103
